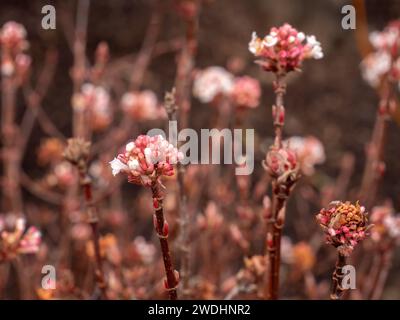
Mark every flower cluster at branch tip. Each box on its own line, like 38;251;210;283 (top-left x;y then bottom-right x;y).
249;23;323;73
316;201;370;256
109;135;184;186
0;215;41;262
0;21;31;77
73;84;112;130
193;66;234;103
370;205;400;243
121;90;166;121
264;144;298;180
231;76;261;108
361;20;400;88
285;136;325;176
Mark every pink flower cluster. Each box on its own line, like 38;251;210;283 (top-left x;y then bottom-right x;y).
249;23;323;73
361;20;400;88
231;76;261;108
316;201;369;256
193;66;234;103
121;90;166;121
370;205;400;243
0;21;31;77
193;66;261;108
0;21;28;52
0;216;41;261
264;145;298;179
109;135;184;186
285;136;325;176
75;83;112;130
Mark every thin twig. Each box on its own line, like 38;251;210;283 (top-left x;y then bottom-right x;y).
151;182;178;300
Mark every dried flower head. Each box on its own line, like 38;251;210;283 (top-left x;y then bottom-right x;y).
193;66;234;103
231;76;261;108
63;138;91;167
0;215;41;261
164;87;178;115
285;136;325;176
109;135;183;186
249;23;323;73
316;201;370;256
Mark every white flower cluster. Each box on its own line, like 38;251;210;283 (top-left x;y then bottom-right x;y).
110;135;183;186
361;22;400;88
81;83;111;117
286;136;325;176
193;66;234;103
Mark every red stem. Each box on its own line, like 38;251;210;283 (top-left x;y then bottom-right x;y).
151;182;178;300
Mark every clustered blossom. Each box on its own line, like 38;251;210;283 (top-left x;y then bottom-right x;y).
264;144;298;180
361;21;400;88
231;76;261;108
0;21;30;77
109;135;183;186
285;136;325;176
361;52;392;87
121;90;166;121
74;84;112;130
193;66;234;103
316;201;370;256
0;21;28;52
0;216;41;262
370;205;400;243
249;23;323;73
